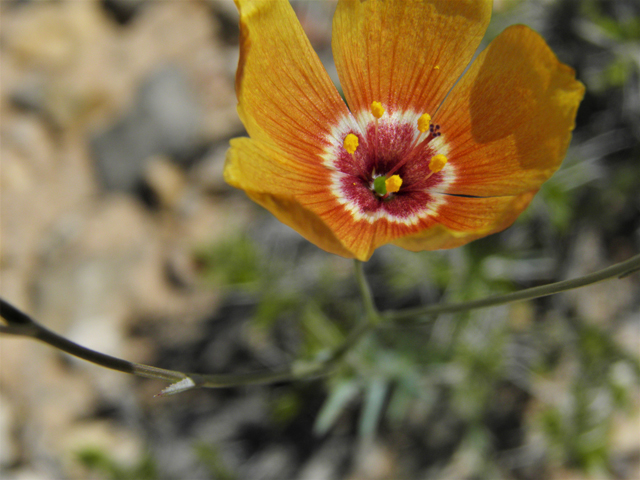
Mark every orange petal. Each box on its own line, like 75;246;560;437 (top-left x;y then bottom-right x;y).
434;25;585;197
248;192;357;258
332;0;492;115
393;191;536;252
226;139;418;262
318;214;410;262
225;138;327;196
235;0;350;163
225;137;355;258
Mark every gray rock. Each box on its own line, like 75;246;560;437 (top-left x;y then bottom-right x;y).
92;65;201;191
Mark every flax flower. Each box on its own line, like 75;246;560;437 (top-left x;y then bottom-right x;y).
224;0;585;261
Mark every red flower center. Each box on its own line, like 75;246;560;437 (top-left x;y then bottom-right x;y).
327;110;452;224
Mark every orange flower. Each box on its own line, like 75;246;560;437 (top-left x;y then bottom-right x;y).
224;0;585;261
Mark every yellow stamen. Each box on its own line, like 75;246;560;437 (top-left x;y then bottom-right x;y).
429;154;448;173
433;65;440;70
385;175;402;193
371;101;385;119
343;133;359;154
417;113;431;133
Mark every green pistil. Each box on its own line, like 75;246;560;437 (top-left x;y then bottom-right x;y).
373;176;387;196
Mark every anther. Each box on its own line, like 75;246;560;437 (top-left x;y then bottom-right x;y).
385;175;402;194
371;101;385;119
343;133;359;154
417;113;431;133
429;154;448;173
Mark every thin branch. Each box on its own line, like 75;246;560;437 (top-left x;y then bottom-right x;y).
0;298;361;395
384;254;640;323
1;299;186;384
3;254;637;393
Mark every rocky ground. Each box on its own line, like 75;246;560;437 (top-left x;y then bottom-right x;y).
1;1;639;479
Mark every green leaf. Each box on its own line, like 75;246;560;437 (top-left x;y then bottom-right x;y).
358;378;388;439
314;380;360;436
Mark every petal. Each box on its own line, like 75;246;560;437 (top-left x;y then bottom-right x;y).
225;137;355;258
226;138;426;262
225;138;327;197
392;191;536;251
235;0;350;163
332;0;492;115
434;25;585;197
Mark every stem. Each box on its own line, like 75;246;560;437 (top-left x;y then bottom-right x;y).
0;297;367;394
3;254;637;393
385;253;640;322
1;298;186;383
354;260;380;323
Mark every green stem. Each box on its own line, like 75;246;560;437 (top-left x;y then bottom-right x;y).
384;253;640;323
354;260;380;324
3;253;637;393
1;299;186;383
0;297;364;395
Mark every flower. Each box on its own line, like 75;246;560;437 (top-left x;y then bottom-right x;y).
224;0;585;261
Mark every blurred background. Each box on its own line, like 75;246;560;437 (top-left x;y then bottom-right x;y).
1;0;639;479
